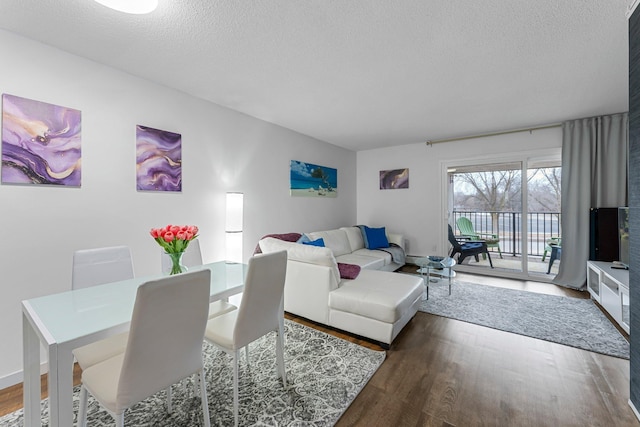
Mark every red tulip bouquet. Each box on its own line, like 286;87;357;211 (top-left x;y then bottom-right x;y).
150;224;199;274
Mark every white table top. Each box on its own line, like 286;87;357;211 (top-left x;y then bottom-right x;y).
22;261;247;346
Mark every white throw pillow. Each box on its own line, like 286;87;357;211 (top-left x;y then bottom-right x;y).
340;226;365;252
307;229;352;257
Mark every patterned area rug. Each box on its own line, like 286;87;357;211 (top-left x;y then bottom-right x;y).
0;320;384;426
419;280;630;359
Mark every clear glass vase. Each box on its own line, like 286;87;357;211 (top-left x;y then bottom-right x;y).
166;251;187;275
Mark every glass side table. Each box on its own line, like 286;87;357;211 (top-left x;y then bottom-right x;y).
415;256;457;300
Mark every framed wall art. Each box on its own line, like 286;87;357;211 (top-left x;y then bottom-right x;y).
290;160;337;198
136;125;182;192
380;168;409;189
2;94;82;186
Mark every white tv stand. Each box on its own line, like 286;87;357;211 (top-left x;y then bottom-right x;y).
586;261;629;333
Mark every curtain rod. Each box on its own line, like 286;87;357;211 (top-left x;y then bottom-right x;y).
425;123;562;146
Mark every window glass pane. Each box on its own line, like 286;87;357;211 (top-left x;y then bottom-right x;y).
450;162;522;272
527;165;561;275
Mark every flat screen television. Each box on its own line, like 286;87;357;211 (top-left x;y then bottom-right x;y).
619;207;630;267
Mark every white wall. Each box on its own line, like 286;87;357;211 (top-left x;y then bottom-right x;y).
357;127;562;257
0;30;356;386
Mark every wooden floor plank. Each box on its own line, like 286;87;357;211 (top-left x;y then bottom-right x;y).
336;308;636;427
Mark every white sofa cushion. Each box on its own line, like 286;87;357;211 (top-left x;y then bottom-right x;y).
352;248;392;266
335;253;386;270
329;270;424;324
340;226;365;252
259;237;340;283
306;229;352;257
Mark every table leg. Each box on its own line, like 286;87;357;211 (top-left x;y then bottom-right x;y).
418;266;429;300
23;312;41;427
47;343;75;427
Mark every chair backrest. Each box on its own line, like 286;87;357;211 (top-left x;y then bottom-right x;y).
456;217;476;236
447;225;462;252
160;239;203;272
72;246;135;290
116;269;211;411
234;250;288;348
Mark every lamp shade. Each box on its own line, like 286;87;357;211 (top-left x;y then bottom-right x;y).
225;192;244;263
225;193;244;232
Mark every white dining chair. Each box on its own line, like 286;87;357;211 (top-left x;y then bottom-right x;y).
72;246;135;290
77;269;212;427
204;250;288;427
71;246;134;370
160;239;237;319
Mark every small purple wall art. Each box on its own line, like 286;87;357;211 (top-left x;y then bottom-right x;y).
2;94;82;186
136;125;182;192
380;168;409;189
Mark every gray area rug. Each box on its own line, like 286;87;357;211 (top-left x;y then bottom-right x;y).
0;320;384;426
419;280;630;359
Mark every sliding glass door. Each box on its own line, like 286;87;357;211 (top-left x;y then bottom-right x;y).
449;161;524;273
445;152;561;280
526;160;562;276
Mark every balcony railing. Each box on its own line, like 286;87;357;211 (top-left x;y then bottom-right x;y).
452;211;561;257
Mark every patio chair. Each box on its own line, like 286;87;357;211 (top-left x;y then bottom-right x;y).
456;217;503;259
545;238;562;274
542;237;561;262
448;224;493;268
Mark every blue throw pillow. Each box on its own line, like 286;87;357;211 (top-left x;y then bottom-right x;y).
364;226;389;249
302;238;325;247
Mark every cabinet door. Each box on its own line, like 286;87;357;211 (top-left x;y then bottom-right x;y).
587;263;600;301
621;287;630;333
601;275;622;324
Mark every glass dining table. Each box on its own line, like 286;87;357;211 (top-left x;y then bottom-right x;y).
21;261;247;427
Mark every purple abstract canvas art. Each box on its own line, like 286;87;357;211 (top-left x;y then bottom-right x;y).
2;94;81;186
136;125;182;192
379;168;409;189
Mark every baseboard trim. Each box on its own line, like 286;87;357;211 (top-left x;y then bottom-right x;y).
0;362;48;390
0;371;23;390
630;399;640;422
405;255;424;265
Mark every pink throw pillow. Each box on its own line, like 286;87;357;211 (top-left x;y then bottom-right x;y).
338;263;361;279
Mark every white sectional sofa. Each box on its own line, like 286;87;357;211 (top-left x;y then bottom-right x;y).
306;226;406;272
258;226;424;347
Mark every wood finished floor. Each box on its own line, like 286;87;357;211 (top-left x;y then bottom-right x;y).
1;271;636;426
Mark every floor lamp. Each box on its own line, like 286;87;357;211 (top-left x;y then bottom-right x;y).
225;192;244;264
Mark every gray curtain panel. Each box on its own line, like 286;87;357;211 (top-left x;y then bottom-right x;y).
554;113;628;290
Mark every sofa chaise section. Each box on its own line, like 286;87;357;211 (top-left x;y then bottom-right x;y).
259;237;424;347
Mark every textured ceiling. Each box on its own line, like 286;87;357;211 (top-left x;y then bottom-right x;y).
0;0;630;151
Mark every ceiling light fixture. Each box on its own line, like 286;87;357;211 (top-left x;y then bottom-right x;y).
93;0;158;14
